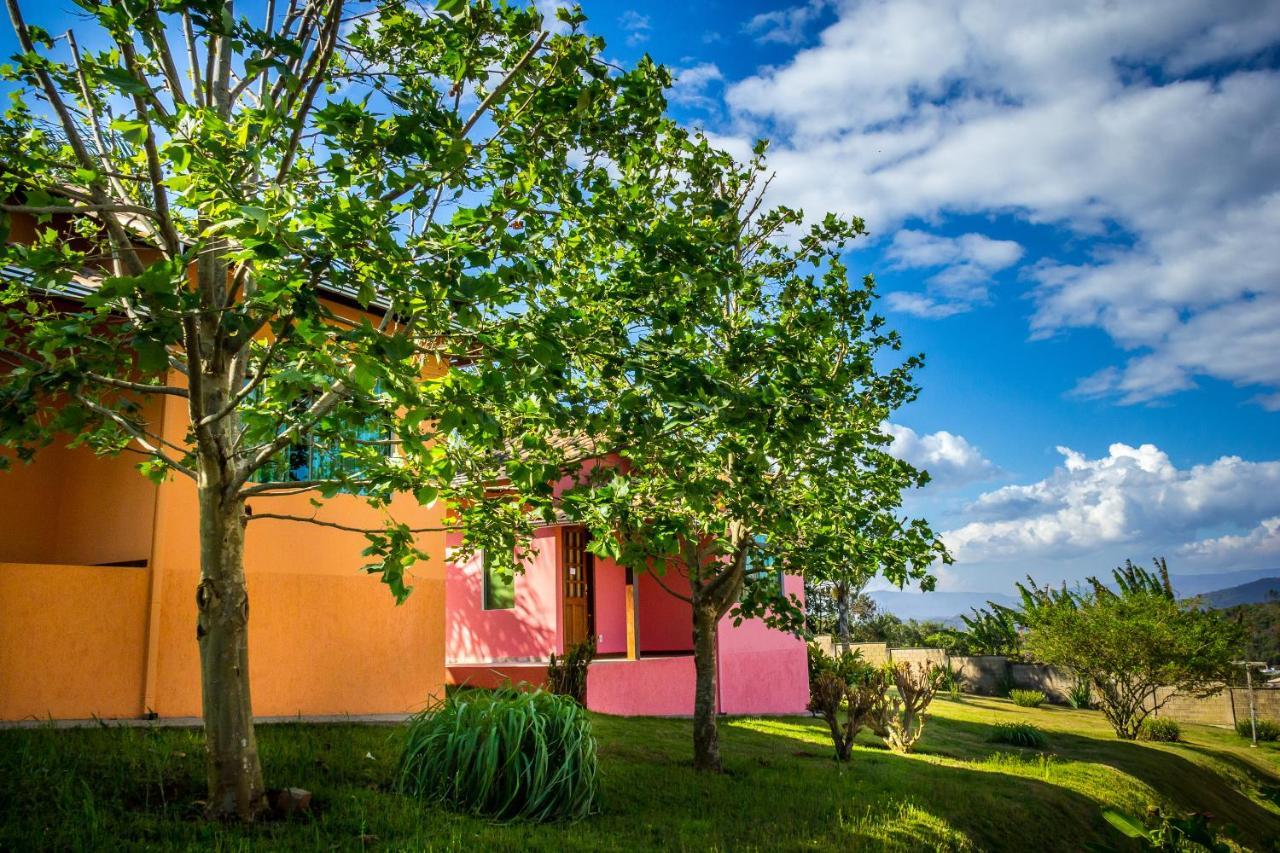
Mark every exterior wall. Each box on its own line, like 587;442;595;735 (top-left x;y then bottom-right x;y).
1146;686;1280;728
952;655;1010;696
0;562;149;719
717;574;809;715
587;656;697;716
885;647;947;671
0;409;160;567
146;390;448;717
445;526;561;665
638;569;694;653
592;557;628;655
1010;662;1077;704
0;332;449;722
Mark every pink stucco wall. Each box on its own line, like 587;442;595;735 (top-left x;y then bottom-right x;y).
638;568;694;653
446;527;561;663
592;558;627;655
586;656;697;716
716;574;809;714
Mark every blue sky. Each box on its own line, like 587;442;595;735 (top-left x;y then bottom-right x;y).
569;0;1280;594
5;0;1279;597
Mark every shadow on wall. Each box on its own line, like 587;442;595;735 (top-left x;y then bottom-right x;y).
446;544;557;664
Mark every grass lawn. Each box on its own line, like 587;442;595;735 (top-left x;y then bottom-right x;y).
2;696;1278;851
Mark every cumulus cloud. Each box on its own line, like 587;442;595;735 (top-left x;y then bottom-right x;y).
943;443;1280;566
1180;517;1280;562
668;63;724;109
885;423;998;486
884;230;1024;317
719;0;1280;406
743;0;831;45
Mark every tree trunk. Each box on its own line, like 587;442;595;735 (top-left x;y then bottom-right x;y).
835;580;850;652
692;602;722;772
195;479;266;820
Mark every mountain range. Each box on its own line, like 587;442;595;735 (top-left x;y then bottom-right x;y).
870;567;1280;622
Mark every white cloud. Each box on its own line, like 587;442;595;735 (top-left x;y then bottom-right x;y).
943;443;1280;566
619;10;651;46
719;0;1280;405
885;423;998;486
1180;517;1280;562
744;0;831;46
668;63;724;109
884;230;1023;317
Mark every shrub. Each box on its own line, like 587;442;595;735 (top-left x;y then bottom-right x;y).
1137;717;1180;742
987;721;1049;749
397;688;599;822
1067;679;1092;710
871;662;944;753
547;637;596;705
1235;718;1280;741
808;667;890;762
1010;689;1046;708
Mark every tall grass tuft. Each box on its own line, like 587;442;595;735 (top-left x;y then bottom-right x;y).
1009;689;1046;708
987;721;1049;749
396;688;599;823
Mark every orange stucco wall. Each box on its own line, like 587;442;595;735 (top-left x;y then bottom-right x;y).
0;251;449;718
0;562;150;719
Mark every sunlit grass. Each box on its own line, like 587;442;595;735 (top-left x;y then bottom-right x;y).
1;695;1277;851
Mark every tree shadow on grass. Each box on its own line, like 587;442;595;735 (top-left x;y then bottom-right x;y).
713;716;1133;852
913;714;1280;849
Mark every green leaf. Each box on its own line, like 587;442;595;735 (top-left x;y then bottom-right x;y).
109;117;149;145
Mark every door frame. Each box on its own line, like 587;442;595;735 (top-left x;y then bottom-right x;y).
559;525;596;650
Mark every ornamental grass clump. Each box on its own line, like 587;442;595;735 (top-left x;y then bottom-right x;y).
1138;717;1180;742
1010;689;1046;708
987;721;1049;749
396;688;599;822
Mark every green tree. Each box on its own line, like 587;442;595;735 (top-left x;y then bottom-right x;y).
563;135;948;771
1020;559;1241;739
0;0;668;818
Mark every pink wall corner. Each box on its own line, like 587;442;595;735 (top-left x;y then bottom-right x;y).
445;527;560;663
592;556;627;655
716;573;810;715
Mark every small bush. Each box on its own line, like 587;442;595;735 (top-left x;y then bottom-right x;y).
1235;718;1280;741
1137;717;1180;742
397;687;599;822
1067;679;1092;710
987;721;1049;749
547;637;596;704
1010;689;1046;708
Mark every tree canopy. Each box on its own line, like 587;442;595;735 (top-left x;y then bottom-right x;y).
0;0;672;817
1020;559;1241;738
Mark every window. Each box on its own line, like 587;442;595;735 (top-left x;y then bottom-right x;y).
250;389;391;484
482;550;516;610
742;535;784;600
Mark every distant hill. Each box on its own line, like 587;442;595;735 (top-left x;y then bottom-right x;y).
867;567;1280;623
867;590;1017;624
1195;577;1280;609
1169;568;1280;598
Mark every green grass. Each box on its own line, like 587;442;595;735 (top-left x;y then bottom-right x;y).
1;696;1278;851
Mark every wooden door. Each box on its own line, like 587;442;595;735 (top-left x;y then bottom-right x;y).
562;526;593;649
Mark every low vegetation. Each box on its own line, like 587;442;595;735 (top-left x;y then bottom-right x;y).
396;688;598;823
987;721;1049;749
1138;718;1181;743
1010;689;1047;708
2;696;1277;851
547;638;597;705
1237;719;1280;742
